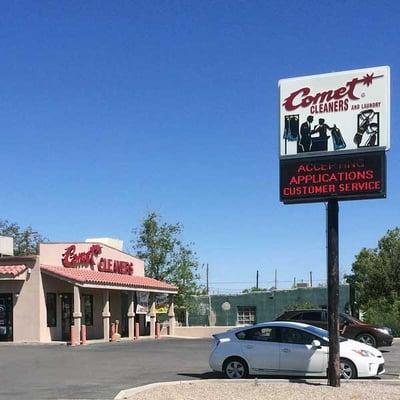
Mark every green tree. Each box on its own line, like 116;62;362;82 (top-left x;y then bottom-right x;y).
169;245;201;309
350;228;400;334
352;228;400;305
0;219;48;256
286;302;319;310
242;287;266;293
132;212;202;310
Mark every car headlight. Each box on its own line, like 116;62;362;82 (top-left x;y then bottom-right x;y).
376;328;391;336
352;349;375;357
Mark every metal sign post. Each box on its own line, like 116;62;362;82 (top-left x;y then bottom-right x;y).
221;302;231;326
327;199;340;387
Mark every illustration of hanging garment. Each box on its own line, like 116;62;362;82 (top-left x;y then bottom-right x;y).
331;125;346;150
365;122;379;147
354;109;376;147
283;115;299;141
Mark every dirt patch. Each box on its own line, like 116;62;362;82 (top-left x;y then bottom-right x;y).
127;381;400;400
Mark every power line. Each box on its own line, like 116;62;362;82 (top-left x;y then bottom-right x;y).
208;279;327;285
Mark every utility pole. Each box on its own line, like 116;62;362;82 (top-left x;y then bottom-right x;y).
293;277;296;288
206;263;212;326
256;270;259;289
327;200;340;387
274;269;277;290
206;263;209;295
310;271;313;287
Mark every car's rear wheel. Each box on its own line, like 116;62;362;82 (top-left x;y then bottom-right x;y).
340;358;357;380
356;333;377;348
223;357;249;379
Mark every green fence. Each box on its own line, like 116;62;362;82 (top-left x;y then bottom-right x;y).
186;285;350;326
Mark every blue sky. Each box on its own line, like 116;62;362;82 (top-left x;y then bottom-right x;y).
1;1;399;292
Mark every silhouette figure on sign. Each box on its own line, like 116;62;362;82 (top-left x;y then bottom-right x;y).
299;115;314;152
311;118;331;152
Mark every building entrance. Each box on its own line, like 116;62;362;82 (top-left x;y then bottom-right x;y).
0;294;13;341
61;294;73;341
120;292;129;337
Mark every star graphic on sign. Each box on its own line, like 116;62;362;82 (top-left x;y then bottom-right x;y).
362;73;376;87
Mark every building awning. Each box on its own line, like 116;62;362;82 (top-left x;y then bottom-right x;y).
0;265;27;278
40;265;178;293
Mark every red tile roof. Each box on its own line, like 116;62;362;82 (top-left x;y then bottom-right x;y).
40;265;177;293
0;265;27;277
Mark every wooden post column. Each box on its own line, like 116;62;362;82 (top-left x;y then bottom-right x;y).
128;292;136;340
168;295;176;336
73;285;82;346
149;301;156;338
102;290;111;342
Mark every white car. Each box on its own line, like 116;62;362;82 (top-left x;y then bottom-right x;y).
209;321;385;379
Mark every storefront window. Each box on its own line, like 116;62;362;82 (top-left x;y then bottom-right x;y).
46;293;57;327
83;295;93;326
237;306;256;325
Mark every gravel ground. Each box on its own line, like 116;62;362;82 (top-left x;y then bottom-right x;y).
127;381;400;400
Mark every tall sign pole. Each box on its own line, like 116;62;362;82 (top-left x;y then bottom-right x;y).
327;199;340;386
279;66;390;387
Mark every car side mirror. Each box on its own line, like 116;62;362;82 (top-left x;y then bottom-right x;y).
311;339;321;348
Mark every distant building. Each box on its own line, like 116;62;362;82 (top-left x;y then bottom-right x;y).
0;236;14;257
183;285;350;327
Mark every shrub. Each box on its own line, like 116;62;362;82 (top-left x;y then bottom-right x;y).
362;300;400;336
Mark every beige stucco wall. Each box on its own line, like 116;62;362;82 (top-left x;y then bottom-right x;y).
0;257;42;342
39;242;145;277
173;326;236;338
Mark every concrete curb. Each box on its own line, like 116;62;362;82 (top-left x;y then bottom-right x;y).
168;335;205;340
0;341;67;346
114;378;400;399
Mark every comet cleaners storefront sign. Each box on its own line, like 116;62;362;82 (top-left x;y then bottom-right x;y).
62;244;134;275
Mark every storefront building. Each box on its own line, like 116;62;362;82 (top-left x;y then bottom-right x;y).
0;242;177;343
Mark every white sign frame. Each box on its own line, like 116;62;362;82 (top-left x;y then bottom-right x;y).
279;66;390;159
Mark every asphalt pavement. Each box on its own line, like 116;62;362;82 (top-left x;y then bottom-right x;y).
0;338;398;400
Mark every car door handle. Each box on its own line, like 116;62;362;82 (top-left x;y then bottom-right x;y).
281;348;290;353
245;345;254;349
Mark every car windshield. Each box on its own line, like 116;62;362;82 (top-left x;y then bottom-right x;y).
340;313;360;323
302;324;347;342
303;324;329;340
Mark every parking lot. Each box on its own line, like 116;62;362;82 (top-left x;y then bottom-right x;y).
0;338;398;400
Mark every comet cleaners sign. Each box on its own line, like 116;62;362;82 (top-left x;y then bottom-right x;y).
279;66;390;158
279;66;389;204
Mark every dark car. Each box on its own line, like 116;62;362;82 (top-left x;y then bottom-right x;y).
275;309;393;348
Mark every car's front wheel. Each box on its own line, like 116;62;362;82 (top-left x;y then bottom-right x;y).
223;357;249;379
340;358;357;380
356;333;377;348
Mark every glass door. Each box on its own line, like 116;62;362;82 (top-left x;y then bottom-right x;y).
0;294;13;341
